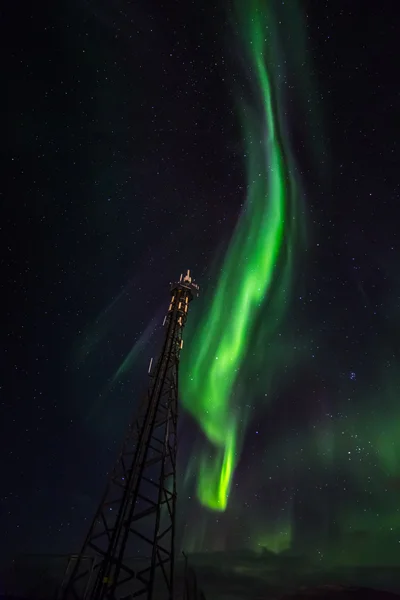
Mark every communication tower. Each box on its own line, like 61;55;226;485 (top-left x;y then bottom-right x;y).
60;270;199;600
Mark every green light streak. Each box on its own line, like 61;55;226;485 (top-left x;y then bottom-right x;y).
111;317;157;384
181;1;302;511
197;424;236;510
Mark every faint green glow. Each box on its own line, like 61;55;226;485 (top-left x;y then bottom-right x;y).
255;523;292;555
75;288;127;365
181;1;302;511
111;318;157;384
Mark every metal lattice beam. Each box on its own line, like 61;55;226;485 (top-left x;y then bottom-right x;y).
60;271;199;600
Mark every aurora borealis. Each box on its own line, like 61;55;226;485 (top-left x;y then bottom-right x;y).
177;0;400;565
3;0;400;591
181;0;303;510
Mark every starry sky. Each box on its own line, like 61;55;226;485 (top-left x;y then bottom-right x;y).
2;0;399;574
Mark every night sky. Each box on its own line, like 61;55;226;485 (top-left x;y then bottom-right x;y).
2;0;399;574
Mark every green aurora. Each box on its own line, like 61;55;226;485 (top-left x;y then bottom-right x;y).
180;0;305;511
69;0;400;570
69;0;400;568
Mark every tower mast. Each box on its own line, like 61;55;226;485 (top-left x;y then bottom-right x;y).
61;270;199;600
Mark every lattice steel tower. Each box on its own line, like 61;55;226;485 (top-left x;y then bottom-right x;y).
61;270;199;600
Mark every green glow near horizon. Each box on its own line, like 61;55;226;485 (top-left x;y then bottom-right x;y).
181;1;301;511
255;521;293;555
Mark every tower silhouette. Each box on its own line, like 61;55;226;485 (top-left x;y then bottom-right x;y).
61;270;199;600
